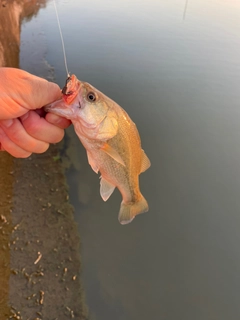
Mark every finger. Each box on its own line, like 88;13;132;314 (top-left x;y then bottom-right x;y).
0;68;62;113
45;112;72;129
20;111;65;143
34;80;62;108
31;108;71;130
0;118;49;153
0;127;31;158
0;142;4;151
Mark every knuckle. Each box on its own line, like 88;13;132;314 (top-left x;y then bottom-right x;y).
6;125;23;142
24;120;41;136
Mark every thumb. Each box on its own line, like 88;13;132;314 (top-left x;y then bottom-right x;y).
36;80;62;108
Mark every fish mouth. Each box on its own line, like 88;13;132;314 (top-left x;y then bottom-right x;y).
62;74;75;95
44;99;74;119
45;75;82;119
62;74;81;105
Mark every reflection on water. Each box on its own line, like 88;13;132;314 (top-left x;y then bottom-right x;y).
0;0;48;67
20;0;240;319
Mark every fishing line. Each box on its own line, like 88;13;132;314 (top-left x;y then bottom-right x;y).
182;0;189;21
53;0;70;77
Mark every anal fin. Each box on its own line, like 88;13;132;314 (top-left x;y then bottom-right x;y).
100;177;115;201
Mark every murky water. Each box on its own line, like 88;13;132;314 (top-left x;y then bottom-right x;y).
20;1;240;319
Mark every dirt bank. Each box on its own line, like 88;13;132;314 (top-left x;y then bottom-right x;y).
0;145;89;320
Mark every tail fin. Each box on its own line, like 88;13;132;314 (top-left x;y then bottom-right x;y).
118;195;149;225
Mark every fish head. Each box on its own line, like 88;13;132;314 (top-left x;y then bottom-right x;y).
46;75;119;140
75;81;119;140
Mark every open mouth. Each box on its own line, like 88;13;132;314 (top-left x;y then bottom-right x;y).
62;75;81;105
62;75;73;95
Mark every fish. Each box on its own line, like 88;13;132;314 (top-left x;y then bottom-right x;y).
45;75;151;224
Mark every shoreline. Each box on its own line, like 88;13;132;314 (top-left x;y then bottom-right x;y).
0;145;88;319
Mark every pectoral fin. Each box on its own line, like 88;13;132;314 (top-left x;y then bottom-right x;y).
140;149;151;173
101;143;125;167
87;151;99;174
100;177;115;201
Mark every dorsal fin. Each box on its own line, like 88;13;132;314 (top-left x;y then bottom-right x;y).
140;149;151;173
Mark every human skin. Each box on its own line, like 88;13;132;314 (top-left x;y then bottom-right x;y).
0;68;71;158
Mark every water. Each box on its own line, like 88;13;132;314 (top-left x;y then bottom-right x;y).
20;1;240;319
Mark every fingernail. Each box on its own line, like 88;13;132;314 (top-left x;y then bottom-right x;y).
0;119;13;128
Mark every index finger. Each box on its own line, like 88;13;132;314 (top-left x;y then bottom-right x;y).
45;112;72;129
0;68;62;118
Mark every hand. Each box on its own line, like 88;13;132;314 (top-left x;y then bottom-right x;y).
0;68;71;158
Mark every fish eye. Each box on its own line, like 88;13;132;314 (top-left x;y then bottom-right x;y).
87;92;96;102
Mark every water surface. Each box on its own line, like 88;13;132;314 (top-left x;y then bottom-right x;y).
20;1;240;319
